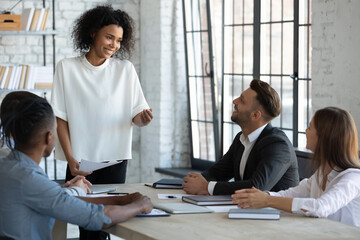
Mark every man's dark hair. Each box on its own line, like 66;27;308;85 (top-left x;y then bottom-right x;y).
0;91;40;143
72;4;135;59
1;96;54;150
250;79;281;121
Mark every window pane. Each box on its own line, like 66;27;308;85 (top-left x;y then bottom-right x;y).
243;26;254;74
223;27;235;74
233;26;245;74
282;77;293;129
243;0;254;24
184;0;208;31
233;0;244;24
186;32;210;76
222;122;241;155
189;77;213;121
223;0;234;25
271;0;282;22
298;26;310;79
298;133;307;149
283;22;293;74
299;0;310;25
298;80;312;132
224;26;253;75
260;24;270;74
283;0;294;21
261;0;271;22
191;121;216;161
271;23;282;74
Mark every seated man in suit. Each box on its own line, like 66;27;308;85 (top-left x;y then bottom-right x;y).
183;79;299;195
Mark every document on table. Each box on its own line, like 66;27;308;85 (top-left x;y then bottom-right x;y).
79;159;122;172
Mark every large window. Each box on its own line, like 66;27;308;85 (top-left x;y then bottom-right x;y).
183;0;312;168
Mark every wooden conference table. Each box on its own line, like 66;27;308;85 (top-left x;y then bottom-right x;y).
101;183;360;240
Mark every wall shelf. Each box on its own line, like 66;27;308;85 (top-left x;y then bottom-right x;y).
0;30;60;35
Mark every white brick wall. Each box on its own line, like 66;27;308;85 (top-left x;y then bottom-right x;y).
312;0;360;144
0;0;190;182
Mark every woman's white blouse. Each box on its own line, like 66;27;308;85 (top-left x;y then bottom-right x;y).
51;56;149;162
270;168;360;226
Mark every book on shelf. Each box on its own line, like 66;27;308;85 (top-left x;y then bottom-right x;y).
21;8;35;31
0;65;53;90
228;208;281;220
149;178;183;189
18;65;27;89
27;8;49;31
182;195;235;206
35;8;46;31
29;9;41;31
0;66;9;89
4;66;13;89
40;10;49;31
0;66;5;86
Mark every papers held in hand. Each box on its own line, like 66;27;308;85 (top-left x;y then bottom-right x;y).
151;178;183;189
228;208;280;220
182;195;235;206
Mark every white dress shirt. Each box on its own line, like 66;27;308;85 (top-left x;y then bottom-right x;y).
207;124;268;195
270;168;360;227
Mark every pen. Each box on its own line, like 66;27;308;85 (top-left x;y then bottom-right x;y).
165;195;176;199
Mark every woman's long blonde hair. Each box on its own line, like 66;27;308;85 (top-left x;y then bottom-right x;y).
312;107;360;177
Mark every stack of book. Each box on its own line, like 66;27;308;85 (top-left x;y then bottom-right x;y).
0;65;53;90
21;8;50;31
228;208;281;220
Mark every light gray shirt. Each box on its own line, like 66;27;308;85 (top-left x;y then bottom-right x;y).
0;150;111;240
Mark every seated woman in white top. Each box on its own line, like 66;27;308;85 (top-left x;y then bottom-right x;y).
232;107;360;227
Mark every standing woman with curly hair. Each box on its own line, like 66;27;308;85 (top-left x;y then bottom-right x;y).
51;5;153;239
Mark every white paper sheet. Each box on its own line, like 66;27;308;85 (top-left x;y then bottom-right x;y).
79;159;122;172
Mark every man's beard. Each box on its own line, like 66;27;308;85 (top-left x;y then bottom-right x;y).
231;109;251;128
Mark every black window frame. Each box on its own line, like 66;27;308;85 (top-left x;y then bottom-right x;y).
183;0;312;169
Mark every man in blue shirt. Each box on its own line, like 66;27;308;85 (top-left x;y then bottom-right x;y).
0;94;153;240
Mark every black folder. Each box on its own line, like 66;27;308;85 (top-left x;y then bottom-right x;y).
151;178;183;189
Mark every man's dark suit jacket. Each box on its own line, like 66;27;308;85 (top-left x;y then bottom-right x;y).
202;124;299;195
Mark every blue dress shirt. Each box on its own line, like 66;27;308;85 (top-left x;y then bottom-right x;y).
0;151;111;240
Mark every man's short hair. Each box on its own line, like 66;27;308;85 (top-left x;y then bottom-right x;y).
250;79;281;121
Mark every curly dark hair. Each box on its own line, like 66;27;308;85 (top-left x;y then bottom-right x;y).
71;4;135;59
